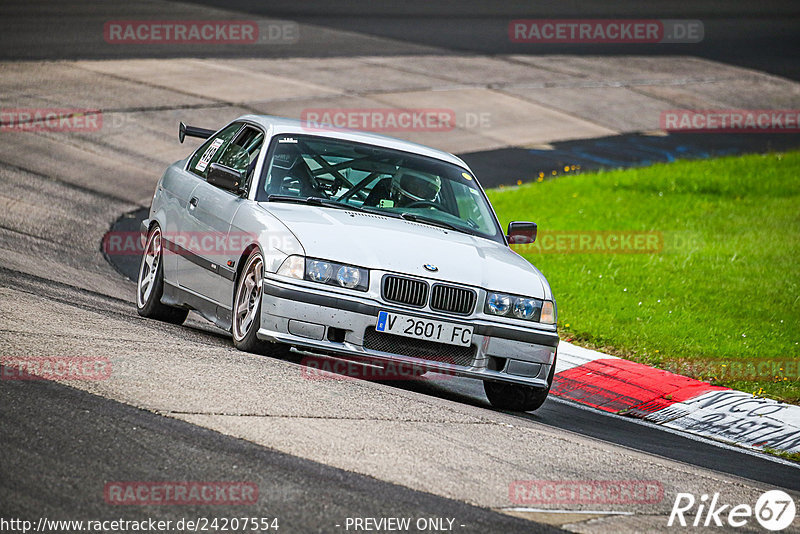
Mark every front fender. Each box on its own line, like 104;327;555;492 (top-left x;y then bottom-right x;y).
230;203;305;275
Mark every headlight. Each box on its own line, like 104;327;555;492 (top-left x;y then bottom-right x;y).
486;293;511;315
513;298;538;320
485;292;554;324
277;255;304;279
276;255;368;291
336;265;361;289
306;258;368;291
307;260;333;283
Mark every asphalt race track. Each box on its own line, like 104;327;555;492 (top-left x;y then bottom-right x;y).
4;1;799;80
2;1;800;532
0;366;552;533
461;133;800;188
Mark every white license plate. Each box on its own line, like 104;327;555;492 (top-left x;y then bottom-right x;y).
375;311;473;347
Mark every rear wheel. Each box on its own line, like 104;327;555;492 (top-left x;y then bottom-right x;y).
136;224;188;324
232;249;289;357
483;358;556;412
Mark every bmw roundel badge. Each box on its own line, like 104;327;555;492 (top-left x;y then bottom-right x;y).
423;264;438;272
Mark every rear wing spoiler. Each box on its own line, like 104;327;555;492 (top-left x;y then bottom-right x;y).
179;121;216;143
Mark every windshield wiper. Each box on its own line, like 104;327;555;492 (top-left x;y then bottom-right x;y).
266;194;309;204
358;205;402;218
400;212;466;233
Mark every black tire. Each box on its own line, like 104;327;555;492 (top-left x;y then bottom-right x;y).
136;224;188;325
232;249;289;357
483;357;557;412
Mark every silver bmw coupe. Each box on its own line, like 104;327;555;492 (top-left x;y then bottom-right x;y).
137;115;558;411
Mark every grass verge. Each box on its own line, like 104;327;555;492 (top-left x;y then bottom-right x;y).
487;152;800;403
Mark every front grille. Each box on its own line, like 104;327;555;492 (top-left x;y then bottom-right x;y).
382;275;428;307
363;327;476;367
430;284;476;315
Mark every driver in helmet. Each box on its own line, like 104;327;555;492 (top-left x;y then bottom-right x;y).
364;168;442;208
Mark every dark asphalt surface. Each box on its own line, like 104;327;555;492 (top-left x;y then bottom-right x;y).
185;0;800;80
1;1;795;80
461;133;800;188
2;1;798;80
0;366;558;532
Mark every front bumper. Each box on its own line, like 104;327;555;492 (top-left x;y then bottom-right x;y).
257;276;558;388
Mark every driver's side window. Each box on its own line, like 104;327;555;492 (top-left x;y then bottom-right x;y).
214;126;265;189
187;122;243;180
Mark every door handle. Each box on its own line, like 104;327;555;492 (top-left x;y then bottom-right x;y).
189;197;198;208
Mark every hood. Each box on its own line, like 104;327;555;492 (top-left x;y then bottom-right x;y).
260;203;549;299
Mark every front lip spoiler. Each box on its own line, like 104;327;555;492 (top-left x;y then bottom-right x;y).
258;328;552;389
262;281;559;348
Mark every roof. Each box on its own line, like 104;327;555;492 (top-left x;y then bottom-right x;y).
237;114;471;171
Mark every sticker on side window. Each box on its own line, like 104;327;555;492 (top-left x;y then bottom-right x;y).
195;138;225;172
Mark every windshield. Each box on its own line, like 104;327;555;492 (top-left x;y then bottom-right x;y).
256;134;503;242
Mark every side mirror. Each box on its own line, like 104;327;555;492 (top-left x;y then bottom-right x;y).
507;221;537;245
207;163;245;195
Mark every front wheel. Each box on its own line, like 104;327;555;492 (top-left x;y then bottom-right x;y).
232;249;289;357
137;224;188;325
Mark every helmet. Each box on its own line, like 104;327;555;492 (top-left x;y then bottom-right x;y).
391;169;441;202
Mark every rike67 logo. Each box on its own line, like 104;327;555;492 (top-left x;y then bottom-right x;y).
668;490;797;531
